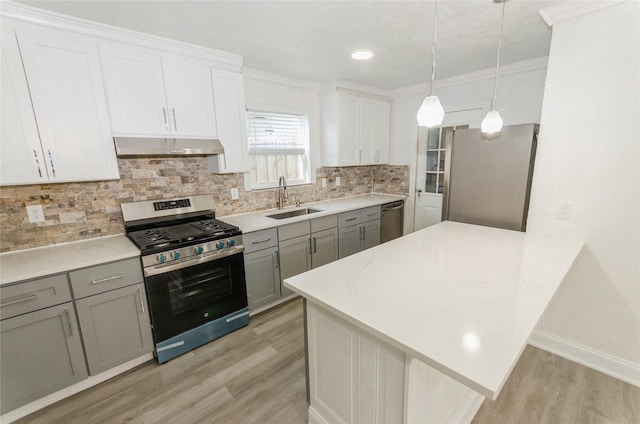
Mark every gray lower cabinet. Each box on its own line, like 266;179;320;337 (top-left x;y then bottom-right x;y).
244;245;280;310
338;206;381;259
0;302;87;413
75;282;153;375
312;227;338;268
279;234;312;297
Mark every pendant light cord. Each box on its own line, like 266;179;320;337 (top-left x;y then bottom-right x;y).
491;1;506;110
430;1;438;96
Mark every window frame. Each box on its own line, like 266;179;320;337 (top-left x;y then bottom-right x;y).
245;108;312;190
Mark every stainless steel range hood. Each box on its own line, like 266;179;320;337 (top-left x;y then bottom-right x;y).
114;137;224;156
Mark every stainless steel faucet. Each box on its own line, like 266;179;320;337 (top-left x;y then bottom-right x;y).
277;176;288;209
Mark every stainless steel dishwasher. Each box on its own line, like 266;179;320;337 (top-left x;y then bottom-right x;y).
380;200;404;243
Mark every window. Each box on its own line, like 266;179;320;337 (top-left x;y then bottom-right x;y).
424;125;468;194
246;110;310;189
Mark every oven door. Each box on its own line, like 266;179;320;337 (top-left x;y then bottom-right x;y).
144;250;247;343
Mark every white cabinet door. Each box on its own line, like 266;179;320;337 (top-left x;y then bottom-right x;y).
371;99;390;164
101;43;169;136
16;27;119;182
336;93;359;166
0;26;46;185
358;98;374;165
209;69;249;173
162;58;217;138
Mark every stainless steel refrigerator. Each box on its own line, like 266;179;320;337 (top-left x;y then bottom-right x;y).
442;123;538;232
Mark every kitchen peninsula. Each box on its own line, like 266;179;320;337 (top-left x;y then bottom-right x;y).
284;221;584;423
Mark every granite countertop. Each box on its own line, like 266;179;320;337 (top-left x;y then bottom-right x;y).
219;193;406;233
0;235;140;286
284;221;584;400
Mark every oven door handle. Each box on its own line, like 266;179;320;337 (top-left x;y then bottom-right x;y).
144;246;245;277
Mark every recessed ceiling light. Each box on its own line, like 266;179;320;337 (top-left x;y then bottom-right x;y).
351;49;374;60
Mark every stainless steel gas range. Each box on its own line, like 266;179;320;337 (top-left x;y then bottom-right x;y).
121;194;249;363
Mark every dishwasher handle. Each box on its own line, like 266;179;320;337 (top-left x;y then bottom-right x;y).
382;200;405;211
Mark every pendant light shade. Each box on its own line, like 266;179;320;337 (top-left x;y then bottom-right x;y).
417;1;443;127
417;95;445;127
482;0;507;136
481;110;503;134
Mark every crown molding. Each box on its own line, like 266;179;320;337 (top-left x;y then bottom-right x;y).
390;56;549;98
242;68;321;91
0;1;242;69
539;0;627;27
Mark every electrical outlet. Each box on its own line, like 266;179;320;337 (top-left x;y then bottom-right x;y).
335;177;341;186
230;188;239;200
556;202;572;220
321;178;327;188
27;204;45;223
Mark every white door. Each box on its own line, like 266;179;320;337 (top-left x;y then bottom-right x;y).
0;26;46;185
413;107;484;231
162;58;217;137
16;26;119;182
100;42;169;136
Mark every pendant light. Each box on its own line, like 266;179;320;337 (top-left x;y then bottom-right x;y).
481;0;507;135
417;1;444;127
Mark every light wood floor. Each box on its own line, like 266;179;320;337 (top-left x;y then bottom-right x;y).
16;298;639;424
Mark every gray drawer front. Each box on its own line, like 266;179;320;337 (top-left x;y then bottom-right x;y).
70;258;143;299
0;274;71;320
361;206;381;222
338;210;361;228
311;214;337;233
244;228;278;254
278;221;310;241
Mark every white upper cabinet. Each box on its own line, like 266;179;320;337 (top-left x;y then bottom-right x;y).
321;87;391;167
208;69;249;173
0;26;45;185
1;22;119;185
101;42;218;138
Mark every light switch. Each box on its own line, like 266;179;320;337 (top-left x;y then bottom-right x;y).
556;202;572;220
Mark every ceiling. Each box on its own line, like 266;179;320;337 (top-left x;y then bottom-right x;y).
18;0;566;90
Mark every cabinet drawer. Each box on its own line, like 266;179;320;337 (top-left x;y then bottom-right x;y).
70;258;143;299
0;274;71;320
244;228;278;254
278;221;310;241
311;214;337;233
338;210;361;228
361;206;381;222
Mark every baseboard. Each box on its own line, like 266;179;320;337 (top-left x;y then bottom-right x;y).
529;330;640;388
1;353;154;423
308;406;329;424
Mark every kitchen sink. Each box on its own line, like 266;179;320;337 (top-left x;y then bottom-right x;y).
266;208;323;219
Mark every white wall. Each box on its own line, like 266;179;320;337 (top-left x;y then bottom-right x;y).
527;1;640;366
391;61;548;231
242;68;321;183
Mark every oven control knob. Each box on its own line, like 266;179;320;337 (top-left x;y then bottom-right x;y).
227;239;235;247
194;246;204;255
157;254;166;264
216;241;225;250
171;251;180;260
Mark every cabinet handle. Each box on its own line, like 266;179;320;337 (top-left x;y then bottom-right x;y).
345;217;357;222
313;237;317;253
308;238;312;254
62;307;72;336
359;149;362;164
376;149;380;162
0;293;38;307
363;225;366;240
252;237;271;244
91;273;125;285
33;150;42;178
162;107;169;129
358;226;363;241
274;250;280;268
138;288;145;314
47;149;56;177
172;108;178;131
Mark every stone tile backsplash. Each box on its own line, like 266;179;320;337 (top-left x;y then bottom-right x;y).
0;158;408;253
